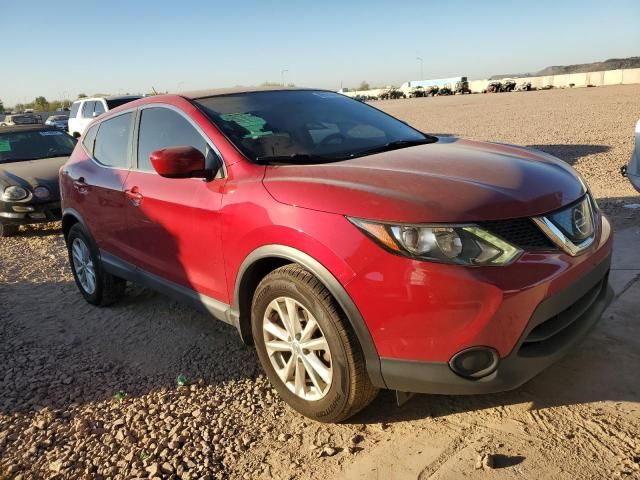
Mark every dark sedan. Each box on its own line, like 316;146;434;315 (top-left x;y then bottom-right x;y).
0;125;76;236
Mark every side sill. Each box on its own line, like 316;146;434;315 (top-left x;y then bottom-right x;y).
100;250;236;329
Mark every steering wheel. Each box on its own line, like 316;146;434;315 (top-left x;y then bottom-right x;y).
320;133;346;145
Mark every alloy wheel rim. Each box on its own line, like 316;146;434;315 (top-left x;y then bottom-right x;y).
263;297;333;401
71;238;96;294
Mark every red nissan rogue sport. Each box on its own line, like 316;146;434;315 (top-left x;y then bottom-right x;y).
60;87;613;422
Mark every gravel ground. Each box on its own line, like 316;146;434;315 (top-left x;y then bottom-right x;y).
1;85;639;480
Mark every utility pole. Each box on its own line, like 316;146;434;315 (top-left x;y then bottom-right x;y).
416;57;424;80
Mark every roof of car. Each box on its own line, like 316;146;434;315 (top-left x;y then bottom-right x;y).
0;125;60;134
179;86;319;100
72;95;143;103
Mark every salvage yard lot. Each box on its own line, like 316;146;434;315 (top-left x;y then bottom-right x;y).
1;85;639;480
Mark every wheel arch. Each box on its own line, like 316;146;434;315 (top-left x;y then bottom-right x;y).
62;208;92;243
232;244;385;388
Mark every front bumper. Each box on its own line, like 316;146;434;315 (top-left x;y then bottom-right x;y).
0;201;61;225
379;255;613;394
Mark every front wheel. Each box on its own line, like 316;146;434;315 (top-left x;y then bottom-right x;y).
251;264;378;422
66;224;125;306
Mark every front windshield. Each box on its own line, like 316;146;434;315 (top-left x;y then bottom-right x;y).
194;90;432;163
0;130;77;164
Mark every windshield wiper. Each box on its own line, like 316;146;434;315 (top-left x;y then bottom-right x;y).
255;153;343;165
348;138;436;159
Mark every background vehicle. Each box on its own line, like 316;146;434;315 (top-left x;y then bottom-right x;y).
518;81;534;91
501;80;517;92
378;88;405;100
68;95;142;138
0;125;76;236
45;114;69;130
621;119;640;192
455;79;471;94
427;85;440;96
408;86;426;97
61;88;613;423
1;114;42;127
485;81;502;93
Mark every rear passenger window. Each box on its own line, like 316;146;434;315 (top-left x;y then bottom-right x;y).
93;113;133;168
94;102;105;116
82;125;98;155
70;102;80;118
137;107;208;172
82;101;95;118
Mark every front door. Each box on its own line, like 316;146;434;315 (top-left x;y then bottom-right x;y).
121;106;228;303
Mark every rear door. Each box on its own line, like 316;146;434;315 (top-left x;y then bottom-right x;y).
68;112;134;260
121;105;228;302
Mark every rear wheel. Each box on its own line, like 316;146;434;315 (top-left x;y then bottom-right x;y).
66;224;125;306
0;224;19;237
251;264;378;422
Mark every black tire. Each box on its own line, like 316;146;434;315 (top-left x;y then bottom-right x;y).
0;224;19;237
66;223;125;306
251;264;378;422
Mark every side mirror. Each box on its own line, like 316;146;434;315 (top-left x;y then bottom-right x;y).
150;146;209;179
92;112;101;118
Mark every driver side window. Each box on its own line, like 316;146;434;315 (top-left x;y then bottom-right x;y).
137;107;211;172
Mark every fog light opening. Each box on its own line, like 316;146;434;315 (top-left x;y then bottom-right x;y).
449;347;499;379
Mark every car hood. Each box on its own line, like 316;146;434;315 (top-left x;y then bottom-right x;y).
0;156;67;196
262;138;586;223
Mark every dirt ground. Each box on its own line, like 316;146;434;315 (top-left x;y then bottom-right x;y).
1;85;639;480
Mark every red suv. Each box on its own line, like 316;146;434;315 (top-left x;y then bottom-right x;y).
60;88;613;422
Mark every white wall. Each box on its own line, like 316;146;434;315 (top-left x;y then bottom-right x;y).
339;68;640;97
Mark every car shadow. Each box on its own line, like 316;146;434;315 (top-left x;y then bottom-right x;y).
0;278;261;415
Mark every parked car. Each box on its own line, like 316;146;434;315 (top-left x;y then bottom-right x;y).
621;119;640;192
485;81;502;93
1;114;42;127
0;125;76;236
518;81;534;91
45;114;69;130
408;86;426;98
500;80;517;92
60;87;613;422
68;95;142;138
454;79;471;94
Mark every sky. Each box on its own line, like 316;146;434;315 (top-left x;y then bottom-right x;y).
3;0;639;106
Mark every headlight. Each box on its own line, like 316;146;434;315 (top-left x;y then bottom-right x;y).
2;185;29;201
349;218;522;266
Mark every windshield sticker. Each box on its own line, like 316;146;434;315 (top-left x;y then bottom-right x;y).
39;131;63;136
0;140;11;152
220;113;273;139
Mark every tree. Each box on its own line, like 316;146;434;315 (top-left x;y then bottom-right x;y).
0;99;4;113
358;81;370;91
14;103;25;113
33;96;50;112
77;93;87;99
